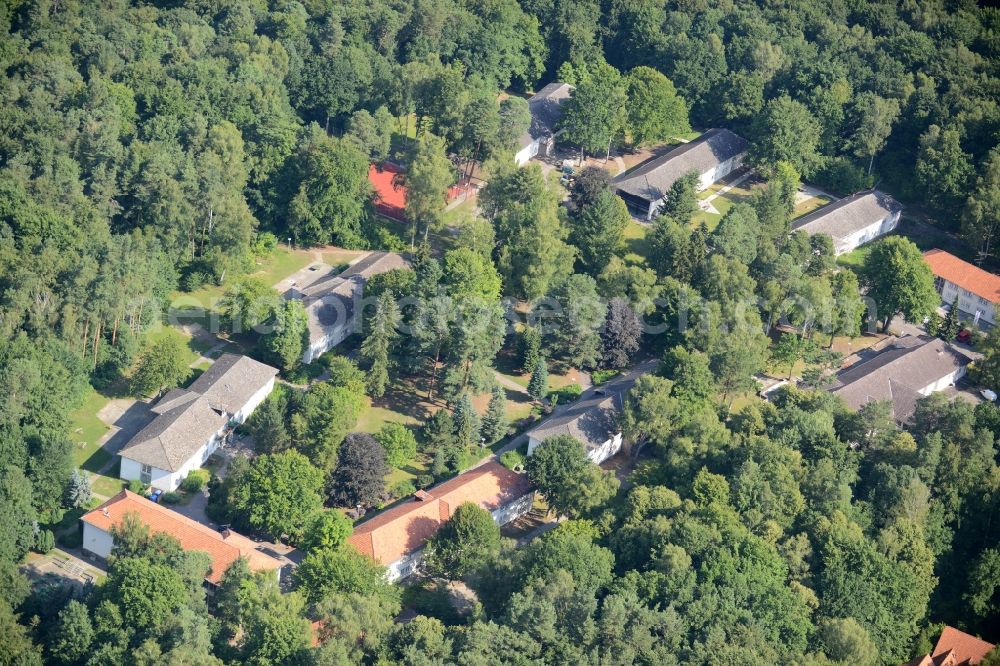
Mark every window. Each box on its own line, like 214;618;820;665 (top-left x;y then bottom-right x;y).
140;464;152;485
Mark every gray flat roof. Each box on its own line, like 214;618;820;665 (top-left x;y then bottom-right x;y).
792;190;901;241
613;129;748;204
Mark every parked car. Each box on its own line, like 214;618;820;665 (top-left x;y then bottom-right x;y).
958;329;973;345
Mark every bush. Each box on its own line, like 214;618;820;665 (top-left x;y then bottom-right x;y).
549;383;582;403
126;479;146;495
181;270;210;292
390;480;417;499
376;423;419;469
416;474;435;489
162;492;182;504
590;369;619;385
499;450;525;472
252;232;278;257
34;529;54;554
58;530;82;549
180;469;210;493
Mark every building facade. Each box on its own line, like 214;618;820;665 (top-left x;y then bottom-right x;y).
514;82;574;166
923;248;1000;328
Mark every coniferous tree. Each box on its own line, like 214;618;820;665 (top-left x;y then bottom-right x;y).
601;298;642;369
361;291;401;397
481;385;508;444
66;469;93;509
941;297;961;340
453;393;481;449
528;357;549;403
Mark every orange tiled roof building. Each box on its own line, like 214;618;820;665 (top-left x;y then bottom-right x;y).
347;461;534;580
903;626;996;666
81;490;283;585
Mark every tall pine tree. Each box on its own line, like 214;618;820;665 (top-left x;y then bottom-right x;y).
528;357;549;403
481;384;508;444
361;291;401;397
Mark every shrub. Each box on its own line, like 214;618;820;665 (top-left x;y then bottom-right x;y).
416;474;435;489
34;529;54;554
162;492;182;504
376;423;419;469
181;270;210;292
499;450;525;472
180;469;210;493
126;479;146;495
549;383;583;403
390;480;417;499
590;369;619;385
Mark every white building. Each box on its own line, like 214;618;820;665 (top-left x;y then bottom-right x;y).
923;248;999;329
514;82;574;166
81;490;283;585
118;354;277;491
525;376;638;465
279;251;409;364
347;462;534;581
792;190;902;255
613;128;749;220
826;335;971;423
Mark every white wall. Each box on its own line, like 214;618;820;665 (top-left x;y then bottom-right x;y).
120;436;216;492
918;366;967;395
232;377;275;424
515;140;539;166
940;280;996;327
587;432;623;465
834;210;900;255
491;491;535;526
82;522;114;560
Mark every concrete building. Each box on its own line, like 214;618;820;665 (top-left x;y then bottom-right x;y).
826;336;970;422
923;248;1000;329
792;190;902;255
347;462;534;581
525;376;639;464
81;490;283;585
613;128;749;220
281;252;409;363
118;354;277;491
514;82;574;166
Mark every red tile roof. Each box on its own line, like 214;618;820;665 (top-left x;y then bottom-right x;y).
902;626;996;666
82;490;282;584
923;249;1000;304
346;462;533;566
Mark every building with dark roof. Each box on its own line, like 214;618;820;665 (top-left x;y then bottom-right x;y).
525;374;639;464
514;82;574;166
826;336;970;422
901;625;995;666
81;490;283;584
923;248;1000;329
613;128;749;220
792;189;902;255
280;251;409;363
118;354;277;491
346;461;534;580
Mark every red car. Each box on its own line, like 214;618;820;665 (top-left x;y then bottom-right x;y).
957;329;972;344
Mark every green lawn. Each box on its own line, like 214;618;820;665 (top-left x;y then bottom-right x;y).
168;247;317;327
355;397;422;434
691;177;754;231
837;245;872;270
92;459;125;498
386;453;432;490
623;221;651;265
792;195;833;219
68;388;113;469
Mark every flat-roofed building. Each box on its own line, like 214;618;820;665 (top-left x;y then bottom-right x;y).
613;128;748;220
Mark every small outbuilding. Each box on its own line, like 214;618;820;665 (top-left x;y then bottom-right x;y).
514;82;574;166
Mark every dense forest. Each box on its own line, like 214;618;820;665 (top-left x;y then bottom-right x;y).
2;0;1000;664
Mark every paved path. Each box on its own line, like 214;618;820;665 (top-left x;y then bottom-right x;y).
698;170;753;215
493;371;530;395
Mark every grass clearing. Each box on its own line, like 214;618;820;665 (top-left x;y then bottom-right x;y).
68;387;113;469
836;245;872;270
623;221;651;265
